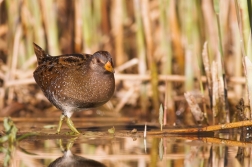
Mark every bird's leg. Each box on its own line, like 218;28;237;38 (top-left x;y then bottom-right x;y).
66;117;80;134
57;114;65;134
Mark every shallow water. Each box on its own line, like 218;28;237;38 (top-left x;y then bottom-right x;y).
0;118;252;167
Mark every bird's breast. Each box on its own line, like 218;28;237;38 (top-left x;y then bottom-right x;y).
47;70;115;109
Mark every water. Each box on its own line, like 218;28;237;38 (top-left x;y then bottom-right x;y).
0;118;251;167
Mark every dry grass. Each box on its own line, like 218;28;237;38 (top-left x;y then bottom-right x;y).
0;0;251;126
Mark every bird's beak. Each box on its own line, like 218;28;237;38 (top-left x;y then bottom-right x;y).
104;61;114;73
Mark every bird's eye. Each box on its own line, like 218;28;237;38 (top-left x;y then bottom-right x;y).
96;59;101;63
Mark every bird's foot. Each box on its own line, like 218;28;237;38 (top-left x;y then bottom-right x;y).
56;115;81;135
66;117;81;135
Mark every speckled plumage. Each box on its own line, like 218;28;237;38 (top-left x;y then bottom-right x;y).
33;43;115;133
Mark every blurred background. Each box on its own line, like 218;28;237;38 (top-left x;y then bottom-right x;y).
0;0;251;125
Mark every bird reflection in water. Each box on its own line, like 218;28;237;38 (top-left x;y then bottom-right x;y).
48;139;106;167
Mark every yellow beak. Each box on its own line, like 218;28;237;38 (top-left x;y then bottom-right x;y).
104;61;114;73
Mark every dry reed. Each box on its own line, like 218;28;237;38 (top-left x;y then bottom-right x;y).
0;0;251;126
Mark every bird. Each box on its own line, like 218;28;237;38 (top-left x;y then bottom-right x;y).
33;43;115;134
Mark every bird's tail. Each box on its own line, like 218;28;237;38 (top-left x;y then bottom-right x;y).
33;43;50;65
